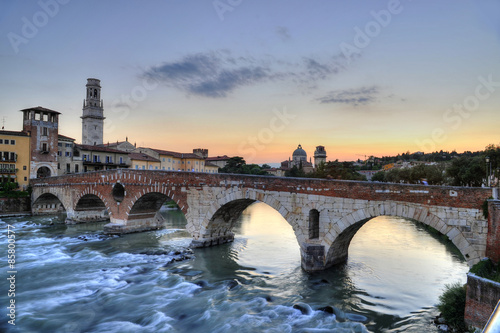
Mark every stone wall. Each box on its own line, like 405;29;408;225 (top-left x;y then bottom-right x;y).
487;200;500;262
0;197;30;214
465;273;500;329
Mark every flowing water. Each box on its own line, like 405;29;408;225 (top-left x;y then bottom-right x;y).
0;202;468;332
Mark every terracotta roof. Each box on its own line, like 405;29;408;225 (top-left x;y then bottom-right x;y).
58;134;75;141
204;161;219;168
129;152;160;162
0;130;29;137
206;155;230;161
149;148;204;160
76;144;129;154
20;106;61;114
98;141;130;147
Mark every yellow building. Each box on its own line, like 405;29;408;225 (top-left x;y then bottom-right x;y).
129;152;161;170
0;130;31;190
134;148;216;173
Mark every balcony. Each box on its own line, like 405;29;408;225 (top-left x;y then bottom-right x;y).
0;168;17;174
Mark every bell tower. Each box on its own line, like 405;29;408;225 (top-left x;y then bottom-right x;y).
81;78;105;145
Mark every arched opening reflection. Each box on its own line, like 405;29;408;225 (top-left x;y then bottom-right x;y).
231;202;301;274
347;216;468;318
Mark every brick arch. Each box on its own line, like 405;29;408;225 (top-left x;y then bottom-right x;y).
74;187;112;215
126;187;188;215
32;191;68;214
325;201;479;268
189;188;294;247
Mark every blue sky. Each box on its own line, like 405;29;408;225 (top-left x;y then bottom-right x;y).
1;0;499;163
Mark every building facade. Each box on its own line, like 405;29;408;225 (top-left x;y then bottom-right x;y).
0;130;30;189
130;152;161;170
78;144;130;172
22;106;60;179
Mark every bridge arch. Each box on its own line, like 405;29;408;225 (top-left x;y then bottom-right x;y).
325;201;479;268
69;192;110;224
190;189;295;247
32;192;66;215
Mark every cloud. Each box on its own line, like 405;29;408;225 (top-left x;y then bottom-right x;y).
144;52;272;98
143;50;359;98
275;26;291;41
316;86;380;106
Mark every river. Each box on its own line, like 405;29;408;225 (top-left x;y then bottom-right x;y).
0;202;468;332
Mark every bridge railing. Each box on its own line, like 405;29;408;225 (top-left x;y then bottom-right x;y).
483;300;500;333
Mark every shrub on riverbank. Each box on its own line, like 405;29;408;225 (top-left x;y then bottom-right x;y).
437;282;467;332
470;259;500;283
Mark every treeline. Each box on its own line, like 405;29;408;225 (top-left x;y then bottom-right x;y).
372;144;500;187
360;149;485;171
286;160;366;181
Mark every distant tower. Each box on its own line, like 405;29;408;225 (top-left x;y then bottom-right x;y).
193;148;209;159
81;78;105;145
314;146;327;168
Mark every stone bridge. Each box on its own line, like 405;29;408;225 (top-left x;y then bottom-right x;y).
30;169;499;271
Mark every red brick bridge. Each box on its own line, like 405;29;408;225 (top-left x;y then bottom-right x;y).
30;169;499;271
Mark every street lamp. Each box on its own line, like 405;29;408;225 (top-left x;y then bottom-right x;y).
486;156;491;187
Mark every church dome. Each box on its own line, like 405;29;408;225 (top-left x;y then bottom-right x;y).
293;144;307;158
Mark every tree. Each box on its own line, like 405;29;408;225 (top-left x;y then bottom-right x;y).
219;157;270;175
445;156;485;187
308;160;366;181
371;171;386;182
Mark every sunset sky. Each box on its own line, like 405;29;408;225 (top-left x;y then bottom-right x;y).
1;0;499;164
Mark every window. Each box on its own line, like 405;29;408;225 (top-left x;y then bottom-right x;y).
75;164;79;173
93;155;99;163
188;161;190;164
168;158;171;162
162;167;165;170
10;140;15;145
196;161;199;165
42;143;48;152
10;153;15;161
24;177;27;181
168;167;170;170
163;158;165;162
142;165;145;170
42;127;48;136
308;209;320;239
58;142;62;147
135;165;138;169
155;166;158;170
23;166;26;170
83;154;89;161
66;164;70;173
65;143;72;148
58;151;62;156
0;140;3;144
119;157;123;164
65;152;71;157
106;156;112;163
57;163;60;169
